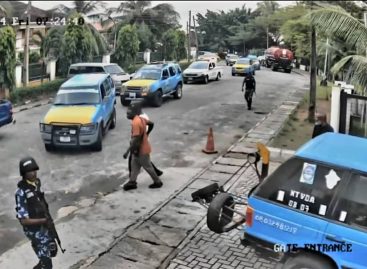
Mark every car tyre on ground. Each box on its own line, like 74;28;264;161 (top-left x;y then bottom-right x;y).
109;108;116;129
121;97;131;106
45;144;53;152
152;90;163;107
203;75;209;84
92;125;103;151
281;253;335;269
207;193;235;233
216;73;221;81
173;84;183;99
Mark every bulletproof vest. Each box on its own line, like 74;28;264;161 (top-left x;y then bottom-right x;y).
17;179;47;231
245;77;255;89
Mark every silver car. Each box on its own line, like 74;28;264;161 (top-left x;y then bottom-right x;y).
68;63;131;95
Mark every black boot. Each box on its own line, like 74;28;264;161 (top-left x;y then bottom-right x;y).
34;257;52;269
149;181;163;189
123;181;137;191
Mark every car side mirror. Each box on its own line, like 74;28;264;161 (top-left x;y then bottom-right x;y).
162;76;168;80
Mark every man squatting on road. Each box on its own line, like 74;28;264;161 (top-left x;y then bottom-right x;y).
123;102;163;191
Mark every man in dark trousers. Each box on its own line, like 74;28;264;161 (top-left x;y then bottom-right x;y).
123;110;163;177
312;112;334;138
123;102;163;191
242;72;256;110
15;157;55;269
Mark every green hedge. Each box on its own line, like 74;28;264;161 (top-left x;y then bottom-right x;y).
10;79;66;105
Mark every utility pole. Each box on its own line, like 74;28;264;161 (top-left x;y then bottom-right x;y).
266;26;269;49
186;21;190;61
193;15;199;60
308;0;317;123
188;10;191;62
23;1;31;87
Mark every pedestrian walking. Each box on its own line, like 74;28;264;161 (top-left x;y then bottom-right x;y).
15;157;59;269
242;72;256;110
123;102;163;191
123;110;163;177
312;112;334;138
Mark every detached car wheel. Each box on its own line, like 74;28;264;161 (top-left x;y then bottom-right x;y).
282;253;334;269
207;193;235;233
174;84;183;99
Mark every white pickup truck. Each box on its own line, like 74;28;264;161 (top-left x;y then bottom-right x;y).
183;61;223;84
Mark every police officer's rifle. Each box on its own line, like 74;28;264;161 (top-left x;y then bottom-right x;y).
39;192;66;254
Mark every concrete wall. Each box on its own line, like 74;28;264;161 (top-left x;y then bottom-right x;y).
102;54;110;64
15;65;22;88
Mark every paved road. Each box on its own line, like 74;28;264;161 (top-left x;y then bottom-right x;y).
0;65;307;256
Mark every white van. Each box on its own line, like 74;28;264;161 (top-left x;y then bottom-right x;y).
68;63;131;95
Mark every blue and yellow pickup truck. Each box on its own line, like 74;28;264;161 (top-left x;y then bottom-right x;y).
120;62;183;107
39;73;116;151
0;99;13;128
232;57;255;76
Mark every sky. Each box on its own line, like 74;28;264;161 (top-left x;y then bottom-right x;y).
27;1;296;29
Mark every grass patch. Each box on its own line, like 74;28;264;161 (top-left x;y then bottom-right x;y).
270;77;332;150
9;79;66;105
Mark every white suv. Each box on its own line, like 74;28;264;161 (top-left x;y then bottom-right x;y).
68;63;131;95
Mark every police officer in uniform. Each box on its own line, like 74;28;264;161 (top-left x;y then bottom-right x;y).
242;72;256;110
15;157;54;269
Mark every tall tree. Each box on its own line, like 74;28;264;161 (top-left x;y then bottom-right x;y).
114;24;140;68
309;5;367;88
114;1;180;42
60;13;99;75
0;26;16;95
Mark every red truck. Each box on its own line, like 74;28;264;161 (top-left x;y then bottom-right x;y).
264;46;294;73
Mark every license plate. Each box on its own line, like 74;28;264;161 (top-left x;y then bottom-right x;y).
60;136;71;142
129;92;136;98
188;78;193;81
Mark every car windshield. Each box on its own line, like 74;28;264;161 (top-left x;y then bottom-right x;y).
69;66;105;75
236;59;250;65
189;62;208;69
54;89;100;105
133;69;161;80
104;65;126;75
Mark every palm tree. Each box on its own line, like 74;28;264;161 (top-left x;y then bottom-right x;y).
49;1;105;17
0;1;12;17
47;1;108;55
309;4;367;88
114;1;180;42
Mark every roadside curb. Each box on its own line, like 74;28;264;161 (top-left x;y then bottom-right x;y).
13;99;53;114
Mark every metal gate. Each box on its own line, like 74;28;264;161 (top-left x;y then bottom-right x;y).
339;90;367;138
29;63;46;81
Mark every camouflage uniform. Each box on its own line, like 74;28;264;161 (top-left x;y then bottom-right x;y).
15;180;53;268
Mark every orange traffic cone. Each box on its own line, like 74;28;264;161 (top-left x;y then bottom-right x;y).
202;127;218;154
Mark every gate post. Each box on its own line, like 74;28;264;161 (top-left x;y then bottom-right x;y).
339;90;348;133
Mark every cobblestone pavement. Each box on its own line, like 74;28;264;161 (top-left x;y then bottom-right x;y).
167;164;282;269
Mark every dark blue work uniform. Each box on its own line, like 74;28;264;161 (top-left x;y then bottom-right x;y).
15;179;53;266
